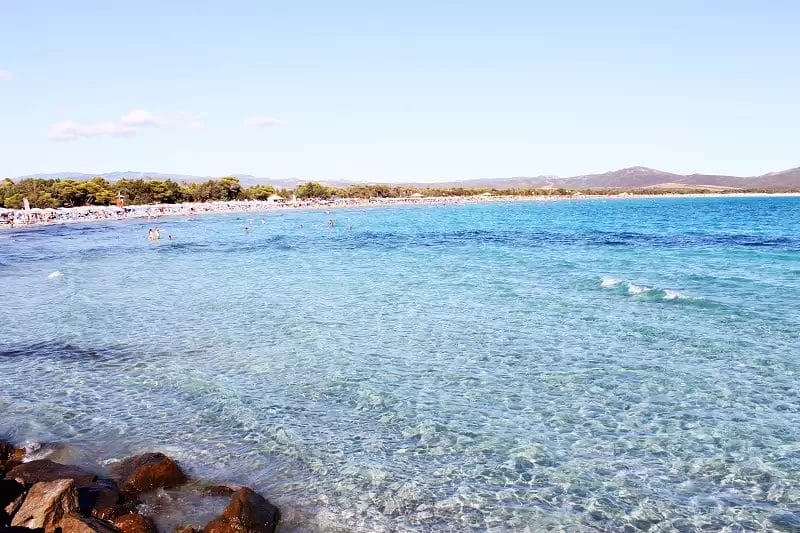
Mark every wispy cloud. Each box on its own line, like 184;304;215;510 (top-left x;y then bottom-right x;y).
120;109;161;127
0;69;12;81
190;119;205;129
245;116;288;128
48;109;161;141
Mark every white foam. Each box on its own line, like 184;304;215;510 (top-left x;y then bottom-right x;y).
626;283;649;295
600;276;621;288
47;271;63;279
663;289;690;300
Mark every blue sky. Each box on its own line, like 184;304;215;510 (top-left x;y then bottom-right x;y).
1;0;798;181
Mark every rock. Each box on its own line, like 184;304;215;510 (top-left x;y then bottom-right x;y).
91;504;135;521
77;478;122;517
0;439;24;475
57;512;120;532
10;478;77;529
112;513;157;533
1;478;26;524
203;487;279;533
8;459;97;488
110;453;187;496
175;527;199;533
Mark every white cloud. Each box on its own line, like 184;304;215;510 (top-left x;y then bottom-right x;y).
0;69;12;81
190;119;205;129
48;121;135;141
47;109;161;141
120;109;160;127
245;116;288;128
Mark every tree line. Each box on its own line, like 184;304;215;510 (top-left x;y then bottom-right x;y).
0;177;290;209
0;176;770;209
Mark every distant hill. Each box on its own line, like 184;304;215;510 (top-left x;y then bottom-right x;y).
13;165;800;190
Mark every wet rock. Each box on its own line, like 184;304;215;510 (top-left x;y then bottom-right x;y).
203;487;279;533
58;512;120;532
0;439;25;474
10;478;77;529
91;504;135;521
77;478;122;517
8;459;97;488
110;453;187;496
1;478;26;524
112;513;157;533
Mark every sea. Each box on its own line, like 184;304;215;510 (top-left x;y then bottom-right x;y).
1;197;799;531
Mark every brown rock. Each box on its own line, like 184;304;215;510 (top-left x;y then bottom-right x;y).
110;453;187;496
58;512;120;532
112;513;156;533
8;459;97;488
77;478;122;517
203;487;279;533
10;478;77;529
0;440;24;475
91;504;134;521
175;528;199;533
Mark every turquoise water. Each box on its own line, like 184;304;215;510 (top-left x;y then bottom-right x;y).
1;197;799;531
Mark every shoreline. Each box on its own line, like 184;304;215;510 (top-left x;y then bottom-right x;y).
2;192;799;231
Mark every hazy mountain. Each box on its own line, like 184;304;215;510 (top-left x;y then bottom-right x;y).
13;165;800;190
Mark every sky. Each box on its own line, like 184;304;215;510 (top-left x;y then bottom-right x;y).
1;0;799;182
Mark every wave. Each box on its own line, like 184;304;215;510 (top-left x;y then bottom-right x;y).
47;270;63;279
599;276;695;302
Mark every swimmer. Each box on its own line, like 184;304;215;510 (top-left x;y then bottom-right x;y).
168;235;173;240
245;226;251;234
328;219;334;228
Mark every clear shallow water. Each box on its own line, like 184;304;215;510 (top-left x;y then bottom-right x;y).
1;197;799;532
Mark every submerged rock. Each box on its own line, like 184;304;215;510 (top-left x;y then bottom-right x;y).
110;452;187;496
203;485;237;496
58;512;120;532
203;487;280;533
8;459;97;488
112;512;157;533
10;478;77;529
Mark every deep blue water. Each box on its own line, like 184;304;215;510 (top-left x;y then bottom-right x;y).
1;197;799;531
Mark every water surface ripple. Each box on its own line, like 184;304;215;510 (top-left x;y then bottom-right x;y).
1;197;799;531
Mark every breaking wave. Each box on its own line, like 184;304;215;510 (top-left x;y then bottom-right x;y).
600;276;694;302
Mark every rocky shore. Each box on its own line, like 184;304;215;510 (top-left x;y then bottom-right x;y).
1;440;279;533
